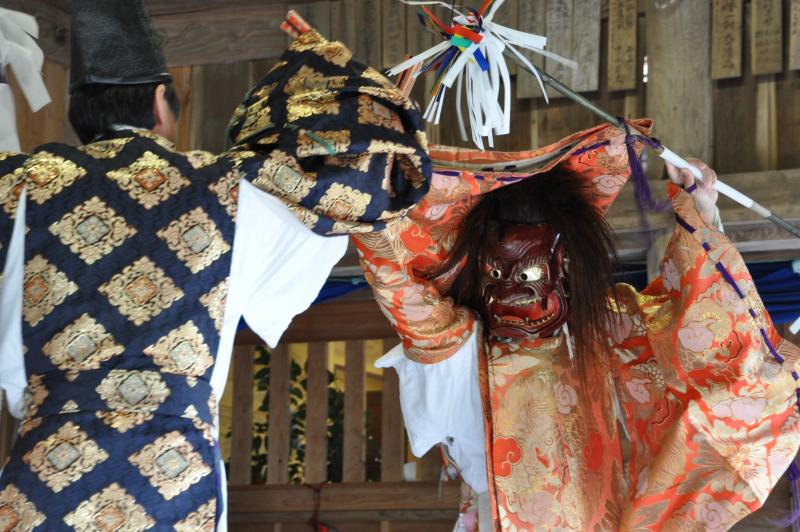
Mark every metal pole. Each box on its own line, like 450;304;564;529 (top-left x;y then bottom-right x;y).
505;50;800;240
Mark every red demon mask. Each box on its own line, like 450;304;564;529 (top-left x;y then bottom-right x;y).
482;224;569;339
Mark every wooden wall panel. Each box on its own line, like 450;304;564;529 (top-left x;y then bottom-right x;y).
355;0;383;68
517;0;547;99
382;0;407;69
188;62;253;153
750;0;783;75
10;60;68;151
330;0;358;49
711;0;743;80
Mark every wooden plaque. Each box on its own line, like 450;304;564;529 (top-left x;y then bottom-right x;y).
789;0;800;70
711;0;743;79
751;0;783;75
571;0;601;92
607;0;638;91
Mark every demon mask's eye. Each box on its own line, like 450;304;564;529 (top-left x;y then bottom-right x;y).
489;268;503;280
517;265;544;283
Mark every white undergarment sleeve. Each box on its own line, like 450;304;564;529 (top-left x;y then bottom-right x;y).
375;330;488;493
211;178;348;405
0;189;26;418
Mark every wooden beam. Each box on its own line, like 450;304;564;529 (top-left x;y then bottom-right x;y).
3;0;291;67
343;340;366;482
267;345;291;484
230;344;255;485
229;481;460;514
304;342;329;483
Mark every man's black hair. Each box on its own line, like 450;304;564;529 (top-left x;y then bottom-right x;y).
68;82;180;144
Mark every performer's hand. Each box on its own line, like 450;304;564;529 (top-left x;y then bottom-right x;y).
665;158;720;227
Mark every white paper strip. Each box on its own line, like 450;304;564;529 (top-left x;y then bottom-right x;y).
392;0;575;149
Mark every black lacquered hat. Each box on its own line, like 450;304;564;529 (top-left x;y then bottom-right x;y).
69;0;172;92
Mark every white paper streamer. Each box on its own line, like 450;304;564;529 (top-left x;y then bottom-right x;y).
0;7;51;151
392;0;576;149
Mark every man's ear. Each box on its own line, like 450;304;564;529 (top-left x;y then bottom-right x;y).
151;83;177;142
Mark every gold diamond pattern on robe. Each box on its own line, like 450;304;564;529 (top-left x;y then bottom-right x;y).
156;208;231;274
22;255;78;327
42;313;124;372
0;485;46;531
107;151;190;209
98;256;184;326
143;321;214;377
317;182;371;221
79;137;133;159
95;370;171;431
23;421;109;493
254;150;316;203
200;279;228;332
63;483;154;532
49;196;137;265
23;151;87;205
175;500;216;532
128;431;212;500
209;170;240;220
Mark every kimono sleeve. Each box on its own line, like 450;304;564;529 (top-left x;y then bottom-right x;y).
226;29;431;236
611;183;800;529
0;152;28;417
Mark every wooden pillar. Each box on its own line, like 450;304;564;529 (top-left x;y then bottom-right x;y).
304;342;330;483
343;340;366;482
229;345;255;485
645;1;713;176
267;345;291;485
380;340;405;482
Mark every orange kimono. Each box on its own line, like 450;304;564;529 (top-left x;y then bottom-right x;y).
354;121;800;530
